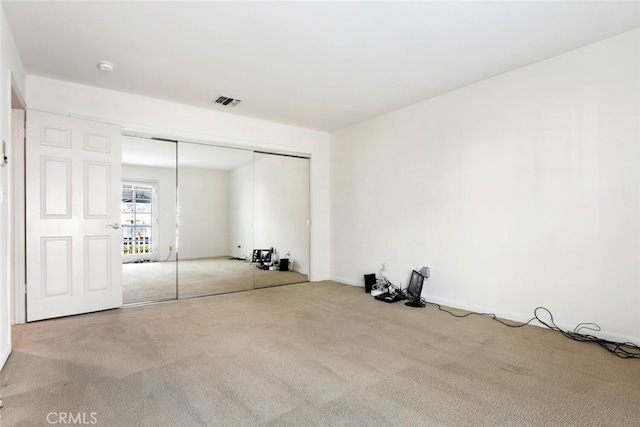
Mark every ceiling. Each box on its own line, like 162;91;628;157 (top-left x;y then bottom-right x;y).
3;1;639;132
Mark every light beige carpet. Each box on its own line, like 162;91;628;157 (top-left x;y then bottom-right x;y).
123;257;308;304
2;281;639;426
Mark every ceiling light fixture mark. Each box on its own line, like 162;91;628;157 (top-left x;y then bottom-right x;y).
97;61;115;72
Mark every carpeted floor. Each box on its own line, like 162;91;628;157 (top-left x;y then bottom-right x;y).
2;281;639;426
123;257;308;304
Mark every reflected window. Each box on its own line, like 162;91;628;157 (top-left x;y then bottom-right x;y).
121;182;155;255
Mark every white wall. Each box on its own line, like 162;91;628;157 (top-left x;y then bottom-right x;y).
178;167;229;259
0;6;25;369
25;75;331;281
122;164;177;262
331;29;640;343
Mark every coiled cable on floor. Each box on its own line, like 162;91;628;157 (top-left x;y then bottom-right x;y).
531;307;640;359
427;303;640;359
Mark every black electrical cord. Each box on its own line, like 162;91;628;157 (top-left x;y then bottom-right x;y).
426;303;640;359
426;301;536;328
531;307;640;359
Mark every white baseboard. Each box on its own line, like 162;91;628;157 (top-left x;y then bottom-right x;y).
177;253;231;261
329;276;362;287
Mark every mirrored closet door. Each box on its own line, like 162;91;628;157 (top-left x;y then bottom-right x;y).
121;137;310;304
253;152;310;288
177;142;255;298
121;136;177;304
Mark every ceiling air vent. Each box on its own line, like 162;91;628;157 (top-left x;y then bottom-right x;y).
213;96;242;107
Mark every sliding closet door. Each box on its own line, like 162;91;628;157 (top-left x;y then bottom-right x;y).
253;153;310;288
177;142;254;298
121;136;177;304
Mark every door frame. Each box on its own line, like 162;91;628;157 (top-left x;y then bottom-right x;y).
10;78;26;325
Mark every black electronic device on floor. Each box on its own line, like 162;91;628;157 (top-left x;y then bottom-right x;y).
404;270;426;308
374;291;404;303
364;274;376;293
251;249;271;264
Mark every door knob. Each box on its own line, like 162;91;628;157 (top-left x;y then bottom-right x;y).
106;223;120;229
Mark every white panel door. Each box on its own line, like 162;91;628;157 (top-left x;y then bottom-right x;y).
26;111;122;321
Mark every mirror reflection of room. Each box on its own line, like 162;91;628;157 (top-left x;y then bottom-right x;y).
252;153;310;288
177;145;310;296
121;136;177;304
121;137;311;304
177;142;256;298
